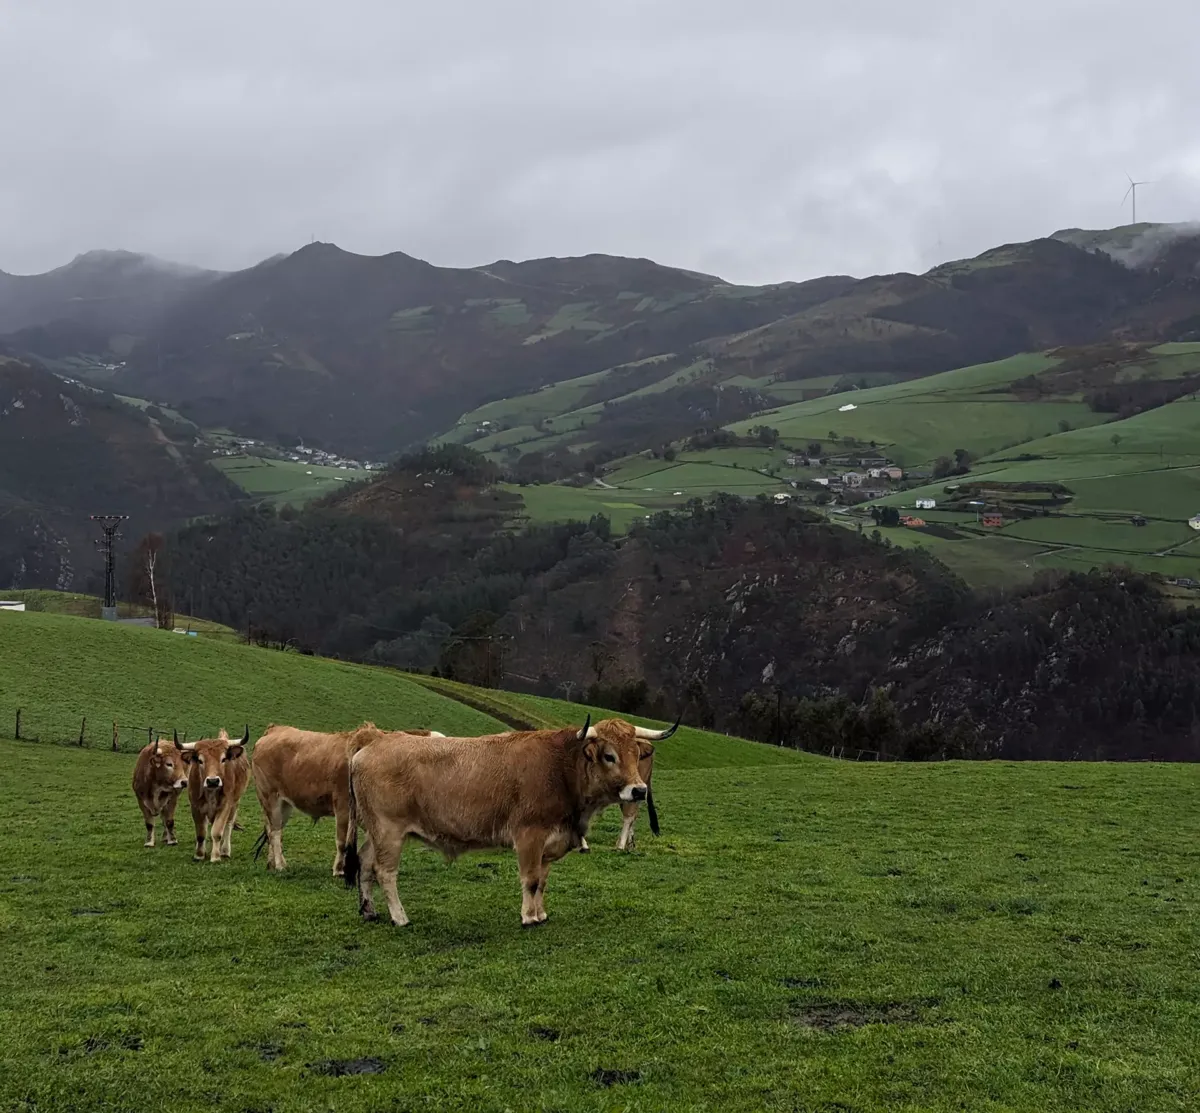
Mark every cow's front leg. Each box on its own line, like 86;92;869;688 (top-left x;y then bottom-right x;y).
193;812;208;860
517;832;549;927
616;803;638;851
139;800;157;847
220;806;238;859
373;833;410;927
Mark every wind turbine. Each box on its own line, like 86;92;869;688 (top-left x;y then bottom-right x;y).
1122;174;1153;225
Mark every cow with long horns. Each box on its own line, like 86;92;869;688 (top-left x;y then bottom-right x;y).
344;714;660;927
131;735;190;847
180;727;251;862
578;715;679;852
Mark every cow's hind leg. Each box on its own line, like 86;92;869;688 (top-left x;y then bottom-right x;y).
333;803;350;878
162;792;180;846
265;801;291;871
616;802;638;851
357;832;379;921
373;831;410;928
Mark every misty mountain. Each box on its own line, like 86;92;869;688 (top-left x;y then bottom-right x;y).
2;223;1200;458
0;249;223;336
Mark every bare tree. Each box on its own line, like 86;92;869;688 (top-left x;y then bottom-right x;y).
129;533;173;629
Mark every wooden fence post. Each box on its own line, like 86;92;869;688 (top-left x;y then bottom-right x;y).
79;718;86;747
112;721;119;752
14;708;20;740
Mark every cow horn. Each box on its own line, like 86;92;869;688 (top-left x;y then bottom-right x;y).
240;724;249;745
635;713;681;741
153;737;160;754
575;714;591;741
173;729;179;745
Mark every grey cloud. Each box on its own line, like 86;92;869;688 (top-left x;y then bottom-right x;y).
0;0;1197;284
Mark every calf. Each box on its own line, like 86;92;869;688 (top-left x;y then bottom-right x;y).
131;735;190;847
250;722;442;876
182;727;251;862
345;714;657;927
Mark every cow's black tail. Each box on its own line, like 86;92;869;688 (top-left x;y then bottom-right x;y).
252;828;269;863
343;758;361;889
647;782;660;836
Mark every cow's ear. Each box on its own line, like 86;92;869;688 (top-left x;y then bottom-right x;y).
638;742;655;758
224;743;245;762
584;742;598;763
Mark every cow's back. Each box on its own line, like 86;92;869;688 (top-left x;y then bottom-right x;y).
352;731;572;846
253;726;350;818
131;744;155;798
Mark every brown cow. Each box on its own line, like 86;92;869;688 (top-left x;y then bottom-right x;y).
344;714;677;927
181;727;251;862
250;722;443;876
131;734;190;847
578;717;677;851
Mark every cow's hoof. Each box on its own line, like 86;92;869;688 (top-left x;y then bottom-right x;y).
360;909;378;923
578;842;590;854
521;918;544;928
143;840;154;848
193;854;204;862
333;869;344;878
165;838;177;847
390;918;411;928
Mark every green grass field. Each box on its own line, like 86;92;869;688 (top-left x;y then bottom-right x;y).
0;610;501;749
3;611;1200;1109
213;455;368;506
2;590;239;640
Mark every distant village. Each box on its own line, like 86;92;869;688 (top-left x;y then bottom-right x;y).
204;436;386;472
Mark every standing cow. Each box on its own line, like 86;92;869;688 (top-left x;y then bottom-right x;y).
579;716;678;852
182;727;251;862
344;714;676;928
250;722;443;876
131;735;190;847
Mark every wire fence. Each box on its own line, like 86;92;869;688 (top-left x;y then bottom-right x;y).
7;706;211;755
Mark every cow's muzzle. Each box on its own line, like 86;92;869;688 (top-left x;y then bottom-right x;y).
174;778;189;789
204;776;223;789
621;784;648;803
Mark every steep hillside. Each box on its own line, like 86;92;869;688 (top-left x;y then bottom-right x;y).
0;357;238;590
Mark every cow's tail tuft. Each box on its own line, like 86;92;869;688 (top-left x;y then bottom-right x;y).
343;754;361;889
646;782;660;836
252;828;269;863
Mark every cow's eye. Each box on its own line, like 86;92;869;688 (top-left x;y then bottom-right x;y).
604;752;617;764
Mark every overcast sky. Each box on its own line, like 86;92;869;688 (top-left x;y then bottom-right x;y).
1;0;1196;284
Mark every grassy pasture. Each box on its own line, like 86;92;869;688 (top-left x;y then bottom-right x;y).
3;613;1200;1109
213;455;368;506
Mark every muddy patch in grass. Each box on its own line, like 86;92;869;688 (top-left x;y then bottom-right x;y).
790;1001;922;1030
591;1068;641;1087
308;1057;387;1077
529;1026;560;1042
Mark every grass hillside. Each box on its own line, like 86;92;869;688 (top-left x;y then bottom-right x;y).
0;609;503;748
3;609;1200;1108
3;589;239;639
213;454;369;506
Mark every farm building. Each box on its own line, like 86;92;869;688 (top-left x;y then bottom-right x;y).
1131;515;1147;527
1190;515;1200;531
900;516;926;527
0;601;26;611
916;498;936;510
841;472;865;488
982;514;1004;528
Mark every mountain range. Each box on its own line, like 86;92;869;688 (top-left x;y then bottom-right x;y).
5;222;1199;459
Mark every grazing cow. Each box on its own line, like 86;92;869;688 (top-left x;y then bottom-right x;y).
250;722;443;876
131;735;190;847
577;716;678;852
182;727;251;862
344;714;677;927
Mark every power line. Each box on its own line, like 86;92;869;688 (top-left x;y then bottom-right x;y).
90;515;129;616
